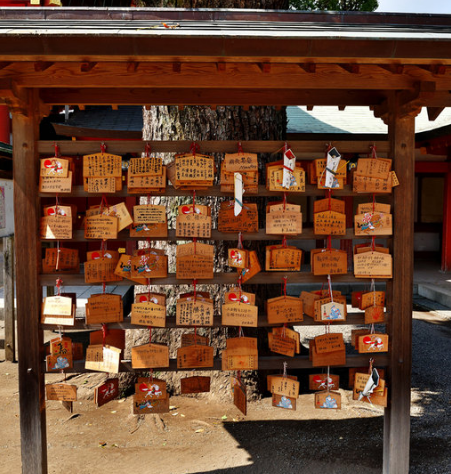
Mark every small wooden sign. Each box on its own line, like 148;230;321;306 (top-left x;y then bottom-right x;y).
131;343;169;369
181;376;211;394
355;157;392;179
266;211;303;236
41;296;74;326
267;374;297;391
222;302;258;327
131;301;166;328
46;353;73;371
42;248;79;273
270;376;300;398
357;202;391;215
267;203;301;214
133;395;170;414
300;291;321;318
314;198;345;215
233;381;247;416
177;345;214;369
312;249;347;275
241;250;262;283
95;378;119;407
351;329;371;348
224;288;255;305
49;336;72;357
84;215;118;240
86;177;117;193
130;221;167;238
222;350;258;371
85;345;122;373
266;245;302;271
181;334;209;347
360;291;385;309
128;156;163;176
224;152;258;172
114;254;147;284
309;374;340;391
43;205;72;218
46;383;77;402
353;173;393;194
133;204;166;224
40;157;69;177
355;213;392;236
86;294;122;324
315;391;341;409
175;154;215;185
272;327;300;353
176;213;212;238
228;248;248;269
84;152;122;178
267;164;305;193
267;296;303;324
272;393;296;410
268;333;296;357
218;202;258;233
365;305;385;324
40;216;72;240
354;252;392;278
90;329;125;351
315;333;345;354
130;253;168;279
85;259;122;284
39;171;73;193
176;300;214;326
319;301;346;322
358;333;389;353
349;368;386;389
313;211;346;236
177;255;214;280
102;202;133;231
135;380;167;400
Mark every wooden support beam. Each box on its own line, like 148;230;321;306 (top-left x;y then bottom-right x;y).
299;63;316;73
383;92;414;474
216;62;226;72
338;105;346;111
80;61;96;72
12;91;48;474
427;106;445;121
258;63;271;73
172;62;181;73
33;62;53;72
3;235;15;362
306;105;314;111
441;170;451;272
0;61;11;70
338;63;360;74
126;61;139;73
111;104;118;111
379;64;404;74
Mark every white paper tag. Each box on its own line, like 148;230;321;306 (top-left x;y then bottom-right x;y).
282;148;296;189
325;147;341;188
234;172;243;216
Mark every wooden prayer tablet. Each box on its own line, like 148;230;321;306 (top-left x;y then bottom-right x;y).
130;253;168;279
222;302;258;327
266;211;303;236
131;343;170;369
266;202;301;214
181;376;211;394
313;210;346;236
221;168;258;194
353;173;393;194
131;301;166;328
174;153;215;188
224;152;258;173
315;391;341;409
358;333;389;353
272;327;300;353
177;254;214;280
311;335;346;367
317;301;346;323
181;333;209;347
267;296;303;324
312;249;347;275
355;157;392;180
272;393;296;410
300;291;321;318
42;248;79;274
133;395;170;415
102;202;133;232
46;384;77;402
40;216;72;240
90;329;126;351
266;245;302;271
357;202;391;215
86;294;122;324
176;212;212;239
348;368;386;389
40;157;69;177
114;254;147;284
224;288;256;305
83;153;122;192
364;305;385;324
177;344;214;369
130;221;168;238
354;251;392;278
233;381;247;416
314;198;345;215
49;336;72;357
360;291;385;309
176;300;214;326
84;215;118;240
41;296;75;326
135;380;167;400
133;204;166;224
128;156;163;176
355;212;392;236
46;353;73;372
351;329;371;348
221;153;258;194
218;201;258;233
85;345;122;373
266;162;306;193
314;157;347;181
95;378;119;408
43;205;72;218
39;170;73;193
268;332;296;357
353;372;385;394
353;373;388;407
309;374;340;391
315;333;345;353
228;248;249;269
270;376;300;398
85;259;123;284
241;250;262;283
222;339;258;371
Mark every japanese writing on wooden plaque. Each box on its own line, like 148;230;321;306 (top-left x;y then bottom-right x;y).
39;171;73;193
266;211;303;236
267;296;303;324
95;378;119;407
176;213;211;238
131;343;169;369
177;345;214;369
218;202;258;233
85;345;122;373
268;333;296;357
128;156;163;176
133;205;166;224
355;212;392;236
222;302;258;327
131;301;166;327
314;211;346;236
86;294;122;324
46;384;77;402
175;154;214;186
270;376;300;398
40;216;72;240
176;300;214;326
354;252;392;278
312;249;347;275
85;259;122;284
177;255;214;280
85;215;118;240
41;296;75;326
266;245;302;271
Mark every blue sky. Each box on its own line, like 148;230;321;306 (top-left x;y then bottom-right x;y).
376;0;450;13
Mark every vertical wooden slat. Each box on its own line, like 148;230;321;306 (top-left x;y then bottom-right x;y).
3;235;15;362
383;96;415;474
441;170;451;271
12;93;48;474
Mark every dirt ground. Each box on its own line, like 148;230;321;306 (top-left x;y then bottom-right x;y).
1;308;451;474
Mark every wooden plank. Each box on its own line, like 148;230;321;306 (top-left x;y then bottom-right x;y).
41;311;386;331
3;235;15;362
12;95;48;474
40;272;389;287
383;94;415;474
441;170;451;271
37;140;390;155
53;353;390;374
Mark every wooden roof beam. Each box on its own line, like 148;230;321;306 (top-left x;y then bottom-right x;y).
216;62;226;73
338;64;360;74
378;64;404;74
299;63;316;73
126;61;139;73
258;63;271;73
172;62;181;73
0;62;11;70
427;106;445;121
80;62;97;72
419;64;447;75
34;61;53;72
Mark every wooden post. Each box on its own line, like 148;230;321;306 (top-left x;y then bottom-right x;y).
441;170;451;272
3;235;15;362
12;92;48;474
383;94;415;474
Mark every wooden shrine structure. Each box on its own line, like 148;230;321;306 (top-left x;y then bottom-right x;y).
2;7;451;474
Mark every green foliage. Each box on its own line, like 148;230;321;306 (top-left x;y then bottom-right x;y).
291;0;378;11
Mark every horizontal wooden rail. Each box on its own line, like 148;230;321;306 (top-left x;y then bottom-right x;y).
38;140;389;156
40;272;388;286
41;312;387;331
50;353;389;374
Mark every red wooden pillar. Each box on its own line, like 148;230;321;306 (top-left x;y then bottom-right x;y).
441;170;451;272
